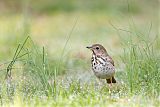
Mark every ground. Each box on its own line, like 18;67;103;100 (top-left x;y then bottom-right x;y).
0;0;159;107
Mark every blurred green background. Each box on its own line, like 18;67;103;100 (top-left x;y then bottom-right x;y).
0;0;158;59
0;0;159;106
0;0;159;83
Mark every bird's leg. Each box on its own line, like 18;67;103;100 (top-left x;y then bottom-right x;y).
108;78;112;94
110;77;112;86
108;78;112;88
98;78;102;86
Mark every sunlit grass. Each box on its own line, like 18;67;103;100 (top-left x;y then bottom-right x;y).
0;25;159;107
0;1;159;106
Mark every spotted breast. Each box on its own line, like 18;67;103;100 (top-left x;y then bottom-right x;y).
91;54;115;79
87;44;116;84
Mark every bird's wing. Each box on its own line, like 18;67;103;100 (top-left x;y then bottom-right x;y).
106;56;114;66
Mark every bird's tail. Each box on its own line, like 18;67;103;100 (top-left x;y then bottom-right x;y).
106;77;116;84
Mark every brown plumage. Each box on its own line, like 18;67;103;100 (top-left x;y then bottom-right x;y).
86;44;116;84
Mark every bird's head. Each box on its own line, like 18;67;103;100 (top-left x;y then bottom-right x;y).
86;44;108;56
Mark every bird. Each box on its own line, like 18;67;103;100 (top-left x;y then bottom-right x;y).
86;44;116;85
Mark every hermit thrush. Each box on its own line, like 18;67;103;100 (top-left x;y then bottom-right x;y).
86;44;116;84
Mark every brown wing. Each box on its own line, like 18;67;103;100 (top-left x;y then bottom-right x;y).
106;56;116;84
106;56;114;66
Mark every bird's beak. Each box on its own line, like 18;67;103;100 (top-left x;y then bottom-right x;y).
86;46;92;49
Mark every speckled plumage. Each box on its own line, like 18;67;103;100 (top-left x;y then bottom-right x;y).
87;44;116;84
92;54;115;79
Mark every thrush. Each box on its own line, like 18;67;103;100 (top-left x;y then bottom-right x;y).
86;44;116;84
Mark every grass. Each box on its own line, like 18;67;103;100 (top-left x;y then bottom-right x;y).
122;34;160;96
0;0;159;106
0;24;159;107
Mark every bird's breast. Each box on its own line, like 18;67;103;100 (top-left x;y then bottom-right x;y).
91;55;115;79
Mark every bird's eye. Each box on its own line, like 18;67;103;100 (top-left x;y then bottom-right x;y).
96;47;99;50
